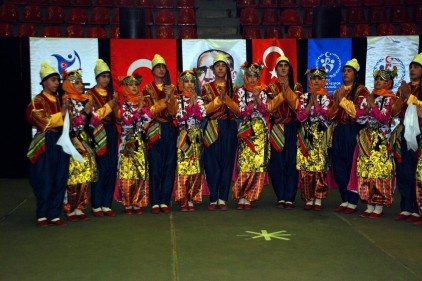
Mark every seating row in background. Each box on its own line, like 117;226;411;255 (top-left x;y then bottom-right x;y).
2;0;195;8
237;0;421;8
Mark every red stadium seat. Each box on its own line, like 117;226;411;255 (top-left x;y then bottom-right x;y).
259;0;278;7
178;26;197;38
303;8;313;25
154;0;173;8
27;0;49;5
391;6;408;22
44;6;65;24
144;8;154;25
384;0;403;4
261;9;279;25
279;0;299;6
19;23;38;36
376;23;395;35
115;0;133;7
286;25;305;38
242;26;261;39
66;24;85;37
9;0;27;5
67;7;89;24
111;7;119;24
341;0;361;5
340;24;349;37
363;0;383;5
155;9;175;25
176;0;195;8
135;0;153;7
178;8;196;25
95;0;113;6
90;7;110;25
0;3;19;22
347;7;367;23
369;6;390;23
301;0;320;6
42;26;62;37
156;25;175;38
240;7;260;25
280;9;301;25
264;26;283;38
236;0;257;8
50;0;70;5
399;22;417;34
0;23;14;36
321;0;339;5
353;23;371;37
110;25;120;38
72;0;92;6
22;5;42;22
87;26;107;38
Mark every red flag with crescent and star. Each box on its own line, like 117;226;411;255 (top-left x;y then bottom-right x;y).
110;39;177;93
251;39;298;85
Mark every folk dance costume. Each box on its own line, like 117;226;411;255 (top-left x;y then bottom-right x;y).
356;68;397;219
201;53;239;210
142;54;178;214
174;70;207;211
232;62;270;210
26;61;69;226
85;59;119;217
328;59;370;214
267;55;301;209
61;70;98;221
296;68;332;211
391;53;422;223
116;75;152;215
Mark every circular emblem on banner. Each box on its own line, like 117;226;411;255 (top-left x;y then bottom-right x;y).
372;56;406;89
315;52;342;79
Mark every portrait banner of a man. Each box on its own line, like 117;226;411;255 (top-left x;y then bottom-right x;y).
181;39;247;89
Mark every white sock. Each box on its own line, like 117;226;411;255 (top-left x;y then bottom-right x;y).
411;212;420;217
286;201;293;205
37;217;47;222
101;207;111;212
133;206;141;210
306;200;313;206
373;205;383;214
67;211;76;216
278;200;285;203
340;202;348;207
188;201;194;207
365;204;375;213
152;204;159;208
125;206;132;210
239;198;245;204
400;211;410;216
160;204;168;208
92;207;102;212
314;199;322;206
346;203;357;210
210;201;217;205
75;209;84;215
51;218;60;222
218;199;226;205
244;199;251;205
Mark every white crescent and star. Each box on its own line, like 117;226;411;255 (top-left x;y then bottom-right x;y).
262;46;284;79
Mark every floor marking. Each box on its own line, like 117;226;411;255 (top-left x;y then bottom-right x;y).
238;230;293;241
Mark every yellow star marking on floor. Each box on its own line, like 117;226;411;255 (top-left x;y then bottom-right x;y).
238;230;293;241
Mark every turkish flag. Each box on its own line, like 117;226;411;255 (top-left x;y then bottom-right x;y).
251;39;298;85
110;39;177;94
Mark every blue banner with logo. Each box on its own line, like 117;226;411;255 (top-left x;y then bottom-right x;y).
307;38;352;95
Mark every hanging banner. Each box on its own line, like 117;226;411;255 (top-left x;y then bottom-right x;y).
307;38;352;94
181;39;247;89
30;38;98;99
366;36;419;93
110;39;177;91
251;39;298;85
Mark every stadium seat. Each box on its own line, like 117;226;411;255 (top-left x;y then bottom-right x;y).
22;5;42;22
154;0;173;8
347;7;367;24
384;0;403;4
87;26;107;38
115;0;133;7
414;5;422;21
72;0;92;6
399;22;417;34
321;0;339;5
50;0;70;5
280;9;301;25
391;6;408;22
110;25;120;38
156;25;175;38
67;7;89;24
236;0;257;8
95;0;113;6
176;0;195;8
301;0;320;6
353;23;371;37
264;26;283;38
0;3;19;22
44;6;65;24
9;0;27;5
90;7;110;25
19;23;38;36
178;8;196;25
341;0;361;5
376;23;395;35
279;0;298;7
135;0;153;7
27;0;49;5
303;8;313;25
66;24;85;37
286;25;305;38
242;26;261;39
363;0;383;5
240;7;260;25
144;9;154;25
178;26;197;38
340;24;349;37
369;6;389;23
155;9;175;25
261;9;279;25
145;26;152;38
259;0;278;7
0;23;14;36
111;7;119;24
42;26;62;37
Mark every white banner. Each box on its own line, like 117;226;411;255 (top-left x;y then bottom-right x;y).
30;38;99;99
181;39;247;88
366;36;419;93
